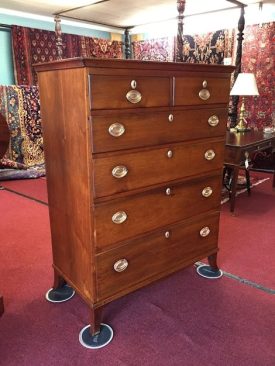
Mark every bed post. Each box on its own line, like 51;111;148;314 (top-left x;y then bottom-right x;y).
54;15;63;60
124;28;131;59
229;5;245;127
176;0;186;62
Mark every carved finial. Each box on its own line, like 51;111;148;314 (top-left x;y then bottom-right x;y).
124;28;131;59
176;0;186;62
54;15;63;60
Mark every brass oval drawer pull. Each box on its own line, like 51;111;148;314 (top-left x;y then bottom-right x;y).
199;80;210;101
165;231;170;239
126;89;142;104
112;165;128;179
202;186;213;197
208;115;219;127
112;211;127;224
167;150;173;158
165;187;172;196
168;114;174;122
204;149;215;160
114;258;129;272
200;226;210;237
108;123;125;137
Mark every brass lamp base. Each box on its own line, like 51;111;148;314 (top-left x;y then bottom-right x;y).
235;124;251;132
235;97;251;132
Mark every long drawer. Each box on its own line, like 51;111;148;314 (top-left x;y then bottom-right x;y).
91;108;228;153
96;211;220;300
89;75;171;109
94;173;222;250
175;76;231;105
93;138;225;198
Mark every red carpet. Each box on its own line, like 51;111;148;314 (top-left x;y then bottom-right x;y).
1;188;275;365
218;173;275;289
0;177;48;204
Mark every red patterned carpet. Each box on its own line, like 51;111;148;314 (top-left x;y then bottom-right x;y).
1;175;275;365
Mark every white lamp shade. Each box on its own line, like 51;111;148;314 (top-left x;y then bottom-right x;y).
230;73;259;96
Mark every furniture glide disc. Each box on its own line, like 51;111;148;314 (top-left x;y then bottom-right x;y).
79;324;113;349
45;285;75;303
196;265;223;279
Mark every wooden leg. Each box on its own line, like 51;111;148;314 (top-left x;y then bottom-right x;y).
208;253;219;271
272;172;275;188
245;168;251;195
79;305;113;348
90;306;103;336
45;269;75;303
53;269;66;289
230;166;239;212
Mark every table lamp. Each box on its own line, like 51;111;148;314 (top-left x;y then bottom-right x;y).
230;73;259;132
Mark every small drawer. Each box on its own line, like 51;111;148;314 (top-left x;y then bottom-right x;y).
95;212;220;300
89;75;171;109
91;108;228;153
94;174;222;250
93;138;225;198
174;76;231;105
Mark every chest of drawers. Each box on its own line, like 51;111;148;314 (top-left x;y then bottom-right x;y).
35;58;234;345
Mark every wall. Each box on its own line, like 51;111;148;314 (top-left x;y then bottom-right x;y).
0;13;116;85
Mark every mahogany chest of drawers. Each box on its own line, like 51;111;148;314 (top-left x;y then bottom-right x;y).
35;58;234;344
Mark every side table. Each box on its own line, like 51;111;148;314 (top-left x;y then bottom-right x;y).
224;130;275;212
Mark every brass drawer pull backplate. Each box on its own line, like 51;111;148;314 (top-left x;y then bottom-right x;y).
204;149;215;160
112;165;128;179
108;123;125;137
112;211;127;224
208;115;219;127
114;258;129;272
200;227;210;237
126;89;142;104
202;186;213;197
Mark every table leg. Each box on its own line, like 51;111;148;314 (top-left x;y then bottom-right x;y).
245;168;251;195
230;166;239;212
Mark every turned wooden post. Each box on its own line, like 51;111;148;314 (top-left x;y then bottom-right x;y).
230;6;245;127
176;0;186;62
124;28;131;59
54;15;63;60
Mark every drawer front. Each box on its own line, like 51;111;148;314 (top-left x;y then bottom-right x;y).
175;76;231;105
89;75;171;109
96;212;220;300
93;139;225;198
91;108;228;153
94;174;222;250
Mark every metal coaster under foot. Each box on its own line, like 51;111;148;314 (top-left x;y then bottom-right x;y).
45;285;75;303
196;265;223;279
79;324;114;349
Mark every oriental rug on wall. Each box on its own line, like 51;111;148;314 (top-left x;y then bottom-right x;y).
181;30;227;64
11;26;123;85
132;37;174;61
241;22;274;129
0;85;45;180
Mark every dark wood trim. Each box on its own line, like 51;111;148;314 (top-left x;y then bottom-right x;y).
34;57;235;73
